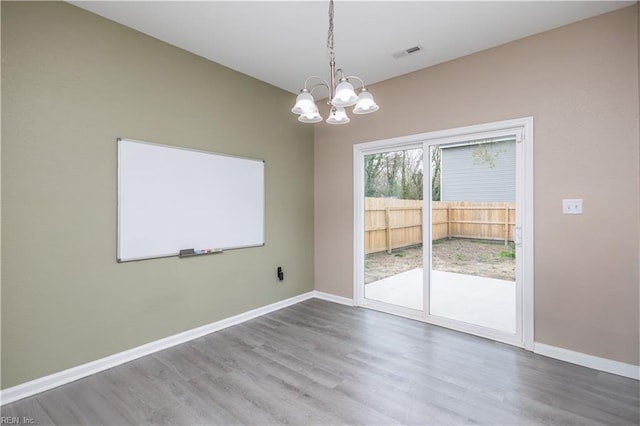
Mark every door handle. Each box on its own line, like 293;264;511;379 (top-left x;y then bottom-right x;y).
515;226;523;247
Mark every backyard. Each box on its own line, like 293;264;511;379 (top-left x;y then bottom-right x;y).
365;238;515;284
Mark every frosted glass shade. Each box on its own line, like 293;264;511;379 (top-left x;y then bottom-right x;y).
326;107;350;125
352;90;379;114
298;111;323;123
331;81;359;107
291;91;318;115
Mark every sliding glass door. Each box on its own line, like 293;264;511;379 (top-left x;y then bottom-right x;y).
354;117;533;349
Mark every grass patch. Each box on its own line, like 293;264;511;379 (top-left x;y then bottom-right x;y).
497;245;516;259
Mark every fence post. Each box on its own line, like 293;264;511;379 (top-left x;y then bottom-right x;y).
447;206;451;239
385;207;392;254
504;206;509;246
420;207;423;243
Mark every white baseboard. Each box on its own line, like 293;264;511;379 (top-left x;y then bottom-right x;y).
534;343;639;380
0;291;316;405
312;290;354;306
6;295;636;405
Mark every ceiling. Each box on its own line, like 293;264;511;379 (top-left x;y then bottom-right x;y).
70;1;634;94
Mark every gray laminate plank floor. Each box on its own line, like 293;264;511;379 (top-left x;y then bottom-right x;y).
2;299;638;425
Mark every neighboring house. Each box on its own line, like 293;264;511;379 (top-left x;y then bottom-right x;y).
440;139;516;202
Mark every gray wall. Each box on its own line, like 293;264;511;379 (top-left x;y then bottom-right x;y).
441;140;516;202
1;1;314;389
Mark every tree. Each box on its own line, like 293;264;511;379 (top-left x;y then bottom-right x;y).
364;149;423;200
384;153;402;198
431;147;441;201
400;150;423;200
471;141;505;168
364;154;385;197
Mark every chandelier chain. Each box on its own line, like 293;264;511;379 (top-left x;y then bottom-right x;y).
327;0;335;60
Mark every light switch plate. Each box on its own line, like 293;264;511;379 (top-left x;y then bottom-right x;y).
562;199;583;214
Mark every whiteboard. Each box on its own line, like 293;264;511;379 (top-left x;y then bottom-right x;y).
117;138;264;262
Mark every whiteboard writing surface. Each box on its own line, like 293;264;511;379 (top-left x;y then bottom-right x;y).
117;139;264;262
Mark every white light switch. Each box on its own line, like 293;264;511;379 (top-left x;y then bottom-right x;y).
562;199;583;214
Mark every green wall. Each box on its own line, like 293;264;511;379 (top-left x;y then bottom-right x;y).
1;1;314;388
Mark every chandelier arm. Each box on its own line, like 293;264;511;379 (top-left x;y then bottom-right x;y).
329;60;336;102
344;75;366;90
303;76;330;90
308;81;330;95
334;68;347;81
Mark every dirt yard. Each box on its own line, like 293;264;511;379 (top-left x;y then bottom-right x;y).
365;238;515;284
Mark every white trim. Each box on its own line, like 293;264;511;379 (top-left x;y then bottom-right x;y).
421;121;525;146
521;117;535;350
355;136;423;156
535;343;640;380
426;314;523;348
353;144;365;307
0;291;315;405
439;136;517;150
312;290;354;306
360;298;424;321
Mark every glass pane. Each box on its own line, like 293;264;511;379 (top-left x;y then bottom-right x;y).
364;148;424;311
429;140;516;333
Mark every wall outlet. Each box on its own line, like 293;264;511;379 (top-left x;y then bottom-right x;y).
562;199;583;214
277;266;284;281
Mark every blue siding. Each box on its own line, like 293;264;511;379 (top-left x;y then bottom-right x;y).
441;140;515;202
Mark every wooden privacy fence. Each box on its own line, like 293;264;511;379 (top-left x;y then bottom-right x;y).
365;198;515;254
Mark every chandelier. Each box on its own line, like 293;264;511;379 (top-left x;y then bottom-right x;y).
291;0;379;125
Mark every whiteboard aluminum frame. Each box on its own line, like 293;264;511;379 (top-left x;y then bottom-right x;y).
117;137;265;262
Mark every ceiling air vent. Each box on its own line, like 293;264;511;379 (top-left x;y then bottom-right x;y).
392;44;424;60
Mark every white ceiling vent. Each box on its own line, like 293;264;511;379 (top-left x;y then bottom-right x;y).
392;44;424;60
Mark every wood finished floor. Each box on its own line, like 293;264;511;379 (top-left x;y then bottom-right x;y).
2;299;639;425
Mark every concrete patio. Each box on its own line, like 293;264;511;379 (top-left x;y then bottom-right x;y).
365;268;515;333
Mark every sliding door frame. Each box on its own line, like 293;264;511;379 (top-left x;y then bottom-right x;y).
353;117;534;350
